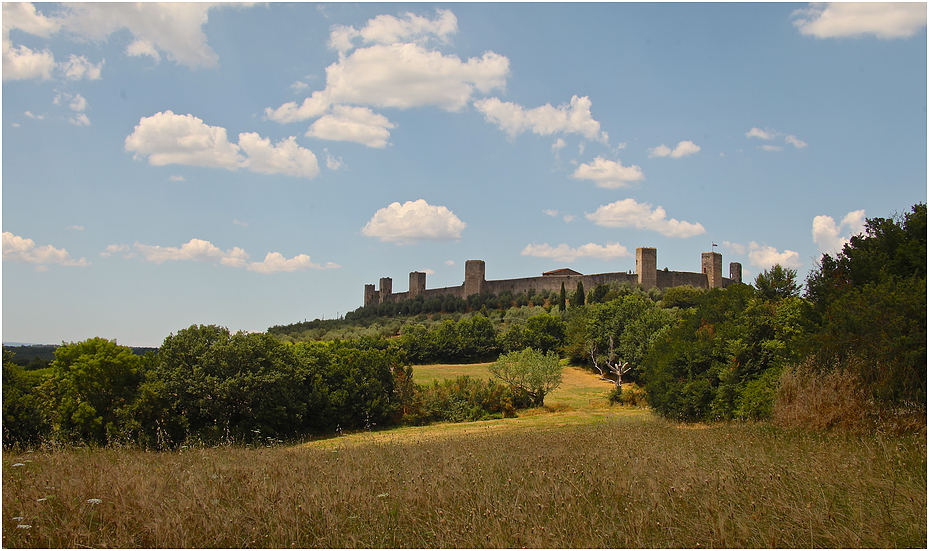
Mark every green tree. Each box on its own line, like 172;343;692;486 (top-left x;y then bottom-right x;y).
3;350;51;447
573;281;585;307
488;348;562;407
754;264;801;301
559;282;566;311
43;337;142;444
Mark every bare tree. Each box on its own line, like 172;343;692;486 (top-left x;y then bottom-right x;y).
587;336;632;388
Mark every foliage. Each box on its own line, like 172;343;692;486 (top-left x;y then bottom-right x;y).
660;285;703;309
2;351;51;447
498;312;566;354
41;337;143;445
573;281;585;307
804;203;926;409
607;383;648;407
403;376;531;425
643;285;807;422
754;264;801;301
488;348;562;407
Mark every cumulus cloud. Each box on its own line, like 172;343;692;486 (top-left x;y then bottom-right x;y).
812;209;866;253
125;111;320;178
586;199;706;238
305;105;396;148
746;242;801;270
238;133;320;179
324;149;344;170
722;241;747;255
55;3;248;68
2;231;89;268
746;127;807;150
100;244;130;258
361;199;466;244
570;156;644;189
473;95;608;143
2;3;58;81
134;238;250;268
648;140;701;158
520;242;631;262
60;54;103;80
247;252;341;274
792;2;927;39
132;238;337;273
267;9;508;138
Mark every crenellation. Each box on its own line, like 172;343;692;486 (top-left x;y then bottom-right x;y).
363;248;743;307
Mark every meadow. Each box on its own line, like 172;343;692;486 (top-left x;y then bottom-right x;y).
3;363;925;549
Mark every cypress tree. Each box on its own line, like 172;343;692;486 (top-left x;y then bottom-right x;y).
575;281;585;307
559;282;566;310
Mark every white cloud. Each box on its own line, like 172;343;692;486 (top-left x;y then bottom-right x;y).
543;209;559;217
290;80;309;93
792;2;927;39
473;95;607;143
24;111;44;120
327;43;509;112
125;111;244;170
747;126;807;150
586;199;706;238
722;241;747;255
126;39;160;62
422;268;436;275
238;133;320;179
445;260;456;266
746;241;801;270
134;238;250;268
60;54;103;80
361;199;466;244
56;3;246;68
247;252;340;274
233;219;249;227
745;127;776;140
306;105;396;148
563;215;576;223
1;3;58;81
324;149;344;170
265;91;331;124
169;175;186;182
785;135;807;148
66;225;84;231
570;156;644;189
331;9;459;56
125;111;320;178
812;209;866;253
521;242;631;262
132;238;338;273
100;244;130;258
2;232;89;268
648;140;701;158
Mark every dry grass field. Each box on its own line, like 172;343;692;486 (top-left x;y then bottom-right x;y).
3;362;926;548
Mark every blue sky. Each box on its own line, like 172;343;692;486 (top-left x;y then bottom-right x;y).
3;2;926;347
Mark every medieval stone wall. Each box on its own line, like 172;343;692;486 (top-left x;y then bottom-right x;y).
363;247;742;307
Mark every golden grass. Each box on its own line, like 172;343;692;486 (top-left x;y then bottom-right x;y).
4;362;924;548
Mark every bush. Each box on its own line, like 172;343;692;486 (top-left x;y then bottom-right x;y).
404;376;531;425
607;383;648;407
773;355;875;432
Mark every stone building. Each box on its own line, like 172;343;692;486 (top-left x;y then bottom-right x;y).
363;247;742;308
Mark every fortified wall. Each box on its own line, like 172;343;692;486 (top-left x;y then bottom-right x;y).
364;247;742;308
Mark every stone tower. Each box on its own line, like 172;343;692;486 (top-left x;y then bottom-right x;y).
702;252;723;289
378;277;393;303
364;284;378;307
464;260;485;297
729;262;742;285
636;247;657;290
409;271;426;299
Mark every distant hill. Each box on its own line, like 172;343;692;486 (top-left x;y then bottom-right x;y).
4;344;158;369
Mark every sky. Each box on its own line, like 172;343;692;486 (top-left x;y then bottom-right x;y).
2;2;926;347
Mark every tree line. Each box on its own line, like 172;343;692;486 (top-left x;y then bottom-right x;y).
4;204;923;447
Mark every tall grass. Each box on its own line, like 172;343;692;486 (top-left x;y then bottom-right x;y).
4;414;924;548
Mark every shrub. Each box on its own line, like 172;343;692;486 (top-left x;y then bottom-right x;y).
404;376;531;425
607;383;648;407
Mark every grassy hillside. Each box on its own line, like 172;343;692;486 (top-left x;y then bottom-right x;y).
4;411;924;548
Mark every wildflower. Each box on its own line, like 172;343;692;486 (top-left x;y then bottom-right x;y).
12;463;25;467
17;524;31;529
377;493;388;498
86;498;102;505
36;498;46;502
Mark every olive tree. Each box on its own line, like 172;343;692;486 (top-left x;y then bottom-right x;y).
488;347;562;407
